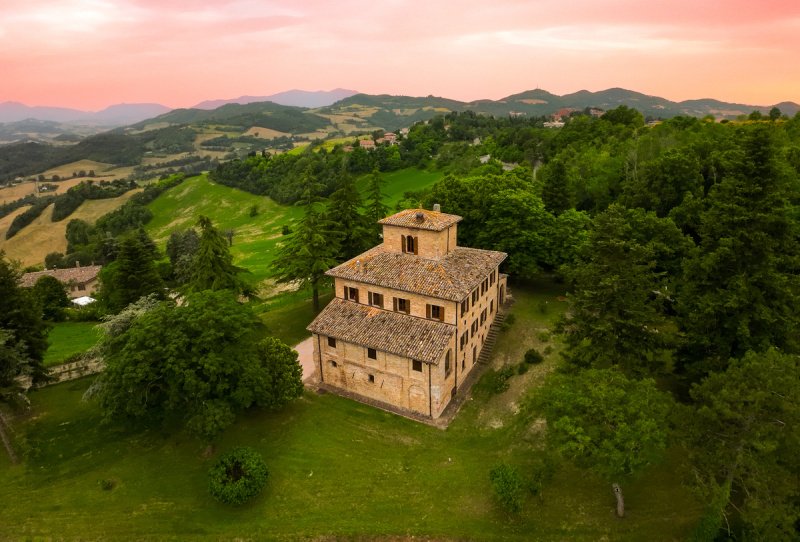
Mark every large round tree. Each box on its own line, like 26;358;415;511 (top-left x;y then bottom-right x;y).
90;290;303;441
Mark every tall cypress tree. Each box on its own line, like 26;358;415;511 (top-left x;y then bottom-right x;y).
326;172;368;261
364;169;389;244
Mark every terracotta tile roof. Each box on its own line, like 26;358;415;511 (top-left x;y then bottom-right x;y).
378;208;462;232
20;265;102;288
326;245;506;301
307;298;454;364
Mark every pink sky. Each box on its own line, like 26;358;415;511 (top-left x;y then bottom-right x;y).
1;0;798;110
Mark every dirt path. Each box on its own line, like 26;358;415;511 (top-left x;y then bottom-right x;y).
293;337;316;383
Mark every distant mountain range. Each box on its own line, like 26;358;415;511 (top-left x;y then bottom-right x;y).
0;102;171;125
191;88;358;110
3;87;797;131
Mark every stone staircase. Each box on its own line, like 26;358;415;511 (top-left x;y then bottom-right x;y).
477;293;515;365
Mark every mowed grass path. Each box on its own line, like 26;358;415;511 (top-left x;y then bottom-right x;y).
0;285;702;540
43;321;101;366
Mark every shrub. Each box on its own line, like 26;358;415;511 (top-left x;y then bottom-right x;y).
489;463;524;514
249;204;259;217
208;447;269;505
500;313;516;331
544;345;553;356
99;478;116;491
537;330;551;343
517;363;529;375
524;349;544;365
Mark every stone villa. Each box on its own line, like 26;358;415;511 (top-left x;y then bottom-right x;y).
307;207;508;419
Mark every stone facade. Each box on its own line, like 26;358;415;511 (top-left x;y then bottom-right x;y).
308;208;507;420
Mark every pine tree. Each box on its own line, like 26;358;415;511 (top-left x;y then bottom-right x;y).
98;236;165;312
677;125;800;382
272;173;340;311
187;216;247;294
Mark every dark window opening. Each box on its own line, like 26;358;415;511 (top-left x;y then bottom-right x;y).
368;347;377;359
368;291;384;308
328;337;336;348
330;360;338;368
368;374;375;383
393;297;410;314
346;286;359;302
412;359;423;372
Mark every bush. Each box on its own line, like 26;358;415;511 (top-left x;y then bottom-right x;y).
489;463;524;514
500;313;516;331
524;349;544;365
543;345;553;356
517;363;529;375
209;447;269;505
537;330;551;343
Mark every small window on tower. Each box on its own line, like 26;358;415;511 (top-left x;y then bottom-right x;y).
328;337;336;348
412;360;423;372
368;347;377;359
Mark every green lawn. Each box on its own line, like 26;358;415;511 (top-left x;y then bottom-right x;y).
0;282;703;540
358;167;443;208
42;321;101;366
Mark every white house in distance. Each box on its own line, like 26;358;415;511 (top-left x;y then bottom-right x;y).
307;206;508;420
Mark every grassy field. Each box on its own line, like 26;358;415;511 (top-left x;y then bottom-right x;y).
145;174;303;288
43;321;101;366
0;282;703;540
0;177;89;204
362;168;443;208
0;189;143;267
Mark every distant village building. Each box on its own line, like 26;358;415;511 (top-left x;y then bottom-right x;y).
20;264;102;299
376;132;397;145
307;207;508;420
358;139;376;150
543;121;565;128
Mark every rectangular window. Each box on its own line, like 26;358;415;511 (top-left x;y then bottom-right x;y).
367;347;377;359
368;291;384;308
346;286;359;303
471;320;478;335
472;288;479;304
412;359;423;372
460;331;469;349
480;309;487;326
402;234;418;254
490;270;496;285
490;300;494;314
393;297;410;314
426;304;444;322
460;299;469;316
368;374;375;383
444;350;452;377
328;337;336;348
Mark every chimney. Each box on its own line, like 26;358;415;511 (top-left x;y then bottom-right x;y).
75;261;80;268
433;203;441;212
415;212;424;223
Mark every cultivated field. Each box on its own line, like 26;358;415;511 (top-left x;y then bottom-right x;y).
0;177;88;203
243;126;290;139
0;189;142;267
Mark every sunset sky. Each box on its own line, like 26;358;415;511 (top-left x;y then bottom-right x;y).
1;0;798;111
